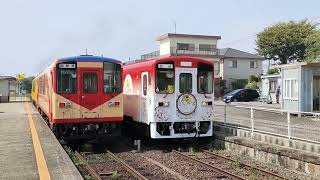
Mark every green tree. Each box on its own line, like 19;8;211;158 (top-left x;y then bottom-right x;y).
245;75;259;89
305;30;320;61
21;76;34;93
256;20;317;64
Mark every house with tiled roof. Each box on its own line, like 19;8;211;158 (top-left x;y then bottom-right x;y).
140;33;266;95
218;48;265;89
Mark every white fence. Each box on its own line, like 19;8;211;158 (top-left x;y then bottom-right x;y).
213;104;320;144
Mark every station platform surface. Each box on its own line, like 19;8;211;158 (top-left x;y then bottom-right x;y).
0;101;82;180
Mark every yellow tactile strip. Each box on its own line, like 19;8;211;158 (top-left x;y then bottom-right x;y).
24;102;51;180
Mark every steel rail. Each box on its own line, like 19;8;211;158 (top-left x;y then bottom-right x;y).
106;150;149;180
203;150;288;180
172;150;244;180
74;151;102;180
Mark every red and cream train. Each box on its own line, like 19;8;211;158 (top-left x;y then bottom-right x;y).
31;55;123;139
32;55;214;139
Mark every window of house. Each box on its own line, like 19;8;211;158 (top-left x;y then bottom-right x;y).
250;61;258;68
284;79;298;99
229;60;237;68
179;73;192;93
177;43;195;51
199;44;215;51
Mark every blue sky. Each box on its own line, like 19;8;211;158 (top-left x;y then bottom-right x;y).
0;0;319;76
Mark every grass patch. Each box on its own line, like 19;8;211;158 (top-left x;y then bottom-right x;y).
188;147;200;155
111;171;120;180
231;157;244;169
64;146;92;179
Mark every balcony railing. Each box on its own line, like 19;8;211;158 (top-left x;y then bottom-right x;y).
141;50;160;60
170;47;219;57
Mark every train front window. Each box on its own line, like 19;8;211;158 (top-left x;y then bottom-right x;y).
198;63;213;94
179;73;192;93
156;63;174;94
103;62;122;93
83;73;97;93
57;63;77;94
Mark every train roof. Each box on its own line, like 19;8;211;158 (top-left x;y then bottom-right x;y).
124;56;213;66
58;55;121;64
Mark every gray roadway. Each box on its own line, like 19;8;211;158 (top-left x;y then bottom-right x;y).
213;103;320;143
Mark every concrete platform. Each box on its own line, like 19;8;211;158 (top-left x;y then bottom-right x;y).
0;102;82;180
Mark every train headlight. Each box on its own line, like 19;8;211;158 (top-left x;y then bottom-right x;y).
202;101;212;106
59;102;72;107
158;102;169;107
108;101;120;107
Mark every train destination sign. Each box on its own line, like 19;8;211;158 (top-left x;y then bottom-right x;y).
158;64;173;69
59;64;76;69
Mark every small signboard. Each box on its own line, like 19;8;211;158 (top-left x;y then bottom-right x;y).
180;61;192;67
59;64;76;69
158;64;173;69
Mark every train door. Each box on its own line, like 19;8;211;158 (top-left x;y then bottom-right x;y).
140;72;149;123
175;68;197;116
80;71;100;118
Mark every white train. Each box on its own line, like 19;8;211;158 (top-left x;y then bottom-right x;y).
123;56;214;139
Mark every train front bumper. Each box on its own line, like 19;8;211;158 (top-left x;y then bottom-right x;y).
149;121;212;139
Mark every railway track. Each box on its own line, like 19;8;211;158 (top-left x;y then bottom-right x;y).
69;140;295;180
74;151;102;180
202;150;288;180
106;150;148;180
172;150;245;180
74;150;148;180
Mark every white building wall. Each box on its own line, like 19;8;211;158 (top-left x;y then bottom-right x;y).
0;80;9;96
223;58;263;81
168;36;218;48
158;36;222;76
159;38;171;55
159;37;218;55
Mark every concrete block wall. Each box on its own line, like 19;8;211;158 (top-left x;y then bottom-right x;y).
213;125;320;177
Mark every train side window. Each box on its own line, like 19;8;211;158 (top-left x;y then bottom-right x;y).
198;63;213;94
83;73;98;94
142;73;148;96
179;73;192;93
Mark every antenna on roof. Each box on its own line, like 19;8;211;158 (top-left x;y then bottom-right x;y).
85;48;88;55
171;19;176;34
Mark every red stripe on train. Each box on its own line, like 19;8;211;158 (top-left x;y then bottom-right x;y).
52;117;123;123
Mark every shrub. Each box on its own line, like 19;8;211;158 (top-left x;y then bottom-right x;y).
249;75;259;82
231;79;248;89
245;81;258;89
267;68;279;75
